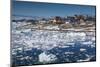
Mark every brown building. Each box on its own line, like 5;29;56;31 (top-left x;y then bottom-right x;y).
52;16;65;24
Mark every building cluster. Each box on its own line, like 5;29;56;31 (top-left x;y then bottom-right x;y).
35;15;96;29
13;15;96;30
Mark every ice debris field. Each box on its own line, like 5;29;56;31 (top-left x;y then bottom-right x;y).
11;21;96;66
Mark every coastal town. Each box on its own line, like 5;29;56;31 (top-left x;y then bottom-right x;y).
13;15;96;32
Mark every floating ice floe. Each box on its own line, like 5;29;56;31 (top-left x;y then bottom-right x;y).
80;48;86;52
82;41;93;45
77;58;91;62
77;55;94;62
64;52;74;54
39;52;57;63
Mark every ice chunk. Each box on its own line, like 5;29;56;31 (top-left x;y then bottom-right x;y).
82;41;92;45
80;48;86;52
39;52;57;63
